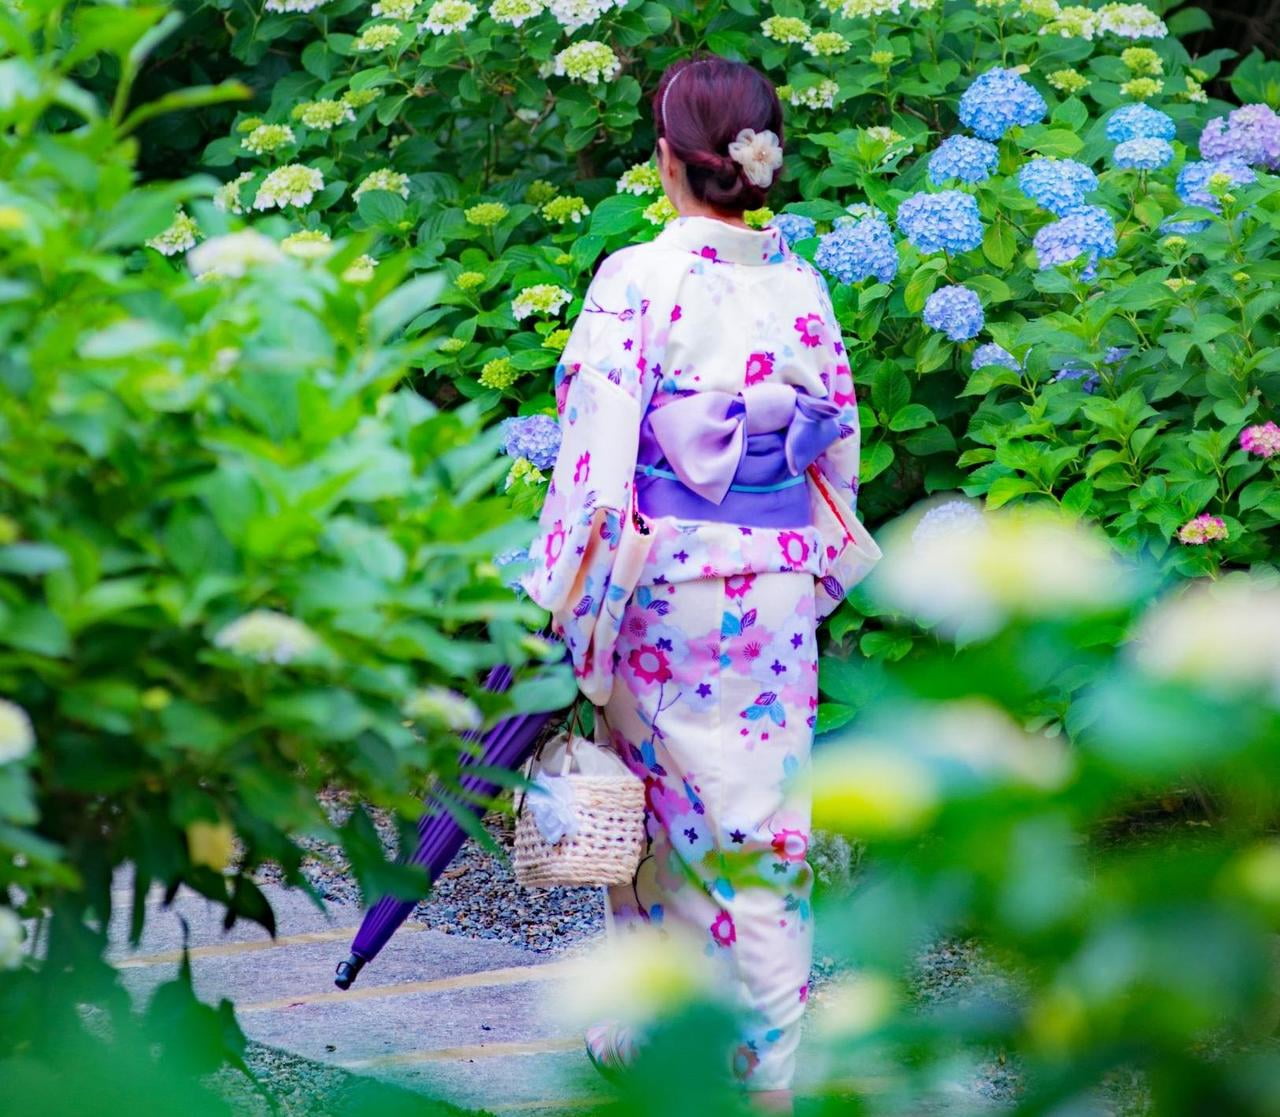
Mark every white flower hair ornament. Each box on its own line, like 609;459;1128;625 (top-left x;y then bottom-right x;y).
727;128;783;188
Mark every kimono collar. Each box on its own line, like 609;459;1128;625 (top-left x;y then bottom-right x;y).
655;214;789;266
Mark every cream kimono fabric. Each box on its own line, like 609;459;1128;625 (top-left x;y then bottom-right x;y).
521;216;883;704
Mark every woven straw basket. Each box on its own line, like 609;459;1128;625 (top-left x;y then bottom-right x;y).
513;713;646;890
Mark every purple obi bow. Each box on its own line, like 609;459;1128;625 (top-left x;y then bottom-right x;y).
646;382;843;505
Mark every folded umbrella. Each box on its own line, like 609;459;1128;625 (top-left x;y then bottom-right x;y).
334;655;571;989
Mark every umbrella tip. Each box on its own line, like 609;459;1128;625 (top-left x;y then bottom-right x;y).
334;953;365;990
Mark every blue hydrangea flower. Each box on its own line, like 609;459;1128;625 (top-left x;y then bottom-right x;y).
927;135;999;185
958;68;1047;140
1113;138;1173;170
769;212;817;246
1105;103;1175;143
493;547;531;595
971;342;1021;371
815;210;898;284
1159;218;1211;235
1104;346;1131;364
1017;158;1099;216
1033;204;1117;280
1199;103;1280;169
1175;158;1256;212
923;284;984;341
500;414;561;470
1051;366;1101;394
895;190;984;255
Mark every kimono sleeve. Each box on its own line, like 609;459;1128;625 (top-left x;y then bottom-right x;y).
519;249;654;706
802;267;884;621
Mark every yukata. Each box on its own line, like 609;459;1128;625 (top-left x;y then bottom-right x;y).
521;214;882;1092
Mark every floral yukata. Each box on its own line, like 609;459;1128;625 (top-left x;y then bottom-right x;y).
521;214;882;1092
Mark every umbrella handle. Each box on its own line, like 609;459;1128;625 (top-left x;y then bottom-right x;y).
334;952;365;990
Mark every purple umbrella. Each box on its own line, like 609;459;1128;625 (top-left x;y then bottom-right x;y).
334;655;570;989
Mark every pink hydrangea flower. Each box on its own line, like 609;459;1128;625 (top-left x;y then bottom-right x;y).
1177;513;1229;545
1240;421;1280;458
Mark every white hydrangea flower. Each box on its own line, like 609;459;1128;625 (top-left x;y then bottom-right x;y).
0;699;35;765
616;161;661;195
242;123;296;156
548;0;623;33
552;40;621;84
214;171;254;215
761;15;810;43
353;23;403;49
265;0;328;11
490;0;546;25
402;685;483;731
863;125;905;145
512;283;573;320
281;229;334;259
146;209;199;256
805;31;851;56
353;168;411;200
418;0;478;32
253;164;325;209
1039;3;1099;37
372;0;416;16
188;230;286;278
787;80;838;111
342;254;379;283
297;99;356;130
0;908;23;970
214;609;320;664
839;0;905;15
1097;1;1166;39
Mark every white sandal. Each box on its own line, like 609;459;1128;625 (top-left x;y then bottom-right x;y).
583;1018;640;1082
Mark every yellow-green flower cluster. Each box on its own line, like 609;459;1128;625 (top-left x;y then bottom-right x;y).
342;254;379;283
242;123;296;155
525;180;558;206
1019;0;1058;15
146;209;199;256
419;0;478;32
281;229;334;259
342;88;381;108
785;80;838;111
870;50;894;68
214;171;253;215
837;0;903;15
372;0;416;16
354;23;402;50
743;207;773;229
480;356;520;388
542;194;589;224
804;31;850;56
1182;75;1207;103
456;270;486;290
1121;46;1161;74
265;0;327;11
552;40;621;84
1039;5;1099;38
438;336;467;353
296;99;356;130
1164;277;1193;292
511;283;573;320
1047;69;1089;94
617;161;661;195
643;197;677;225
505;457;545;490
491;0;546;26
253;164;324;210
0;699;34;765
543;327;571;351
402;686;483;731
761;15;810;43
554;252;573;266
1121;77;1162;99
863;125;905;145
465;201;510;226
214;610;319;665
353;168;411;200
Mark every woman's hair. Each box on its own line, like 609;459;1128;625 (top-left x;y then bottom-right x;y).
652;54;784;213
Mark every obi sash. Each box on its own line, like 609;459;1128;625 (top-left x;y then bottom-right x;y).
635;382;843;528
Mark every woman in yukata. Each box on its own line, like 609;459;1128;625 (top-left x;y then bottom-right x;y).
520;53;883;1114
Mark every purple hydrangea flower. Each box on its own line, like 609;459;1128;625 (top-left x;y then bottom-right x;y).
1033;204;1117;280
769;212;818;246
895;190;984;255
500;414;561;470
1051;366;1101;393
1175;158;1256;213
815;210;898;284
971;342;1021;371
1113;137;1173;170
923;284;984;341
958;68;1047;140
927;135;999;185
1199;103;1280;169
1105;103;1175;143
1017;157;1099;215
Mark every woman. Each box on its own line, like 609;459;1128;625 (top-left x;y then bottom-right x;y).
521;54;882;1112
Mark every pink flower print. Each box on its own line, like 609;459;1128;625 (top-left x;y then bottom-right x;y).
798;982;809;1003
623;610;652;642
670;304;682;322
794;313;824;348
778;530;811;568
724;573;756;599
574;451;590;484
544;520;566;567
627;644;672;686
710;909;736;947
772;828;808;862
732;1043;760;1081
700;246;719;261
744;351;775;385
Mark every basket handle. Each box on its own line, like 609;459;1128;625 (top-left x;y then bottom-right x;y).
515;697;589;817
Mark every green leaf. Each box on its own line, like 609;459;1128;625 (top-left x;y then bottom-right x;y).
982;221;1017;269
369;272;445;343
888;403;935;432
119;81;251;135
